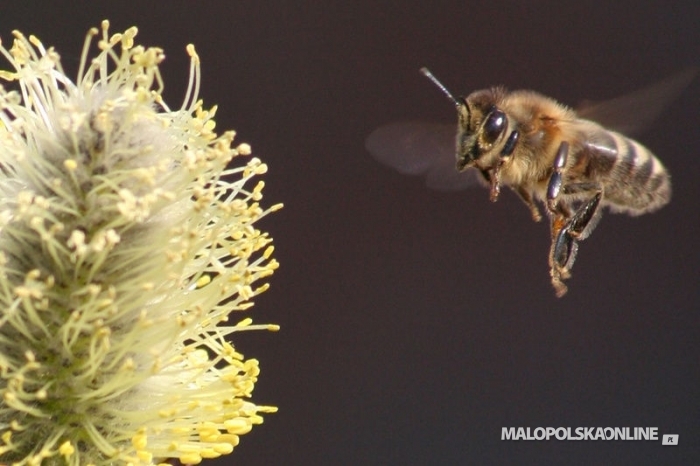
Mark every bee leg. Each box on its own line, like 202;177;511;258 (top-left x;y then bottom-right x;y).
565;191;603;240
548;215;575;297
488;166;502;202
544;141;574;296
513;186;542;222
478;168;501;200
548;192;603;297
488;131;520;203
545;141;570;213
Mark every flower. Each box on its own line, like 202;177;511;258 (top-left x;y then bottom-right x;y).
0;20;281;465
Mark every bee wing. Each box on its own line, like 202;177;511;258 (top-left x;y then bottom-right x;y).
365;121;483;191
577;67;697;135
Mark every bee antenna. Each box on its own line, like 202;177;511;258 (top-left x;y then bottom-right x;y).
420;67;460;107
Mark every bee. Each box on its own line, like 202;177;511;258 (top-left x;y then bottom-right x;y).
367;68;695;297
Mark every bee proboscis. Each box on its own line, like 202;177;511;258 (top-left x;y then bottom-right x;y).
367;68;696;296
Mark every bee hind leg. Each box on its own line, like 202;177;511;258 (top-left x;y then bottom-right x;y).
546;141;569;213
550;224;578;297
548;192;603;297
545;141;606;296
564;191;603;241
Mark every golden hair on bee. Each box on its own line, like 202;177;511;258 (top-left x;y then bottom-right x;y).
368;67;696;296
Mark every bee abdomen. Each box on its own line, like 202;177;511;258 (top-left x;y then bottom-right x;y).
602;132;671;215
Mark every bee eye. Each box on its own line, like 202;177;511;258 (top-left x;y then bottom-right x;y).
482;109;506;145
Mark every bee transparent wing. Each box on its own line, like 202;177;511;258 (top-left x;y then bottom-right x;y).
577;67;697;135
365;121;483;191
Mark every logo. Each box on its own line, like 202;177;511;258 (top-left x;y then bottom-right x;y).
662;434;679;445
501;427;681;442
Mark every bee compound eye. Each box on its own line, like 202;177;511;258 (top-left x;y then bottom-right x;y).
482;109;506;145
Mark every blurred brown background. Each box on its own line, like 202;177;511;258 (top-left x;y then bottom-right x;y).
2;1;698;465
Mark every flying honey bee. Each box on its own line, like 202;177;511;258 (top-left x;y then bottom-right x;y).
367;68;696;297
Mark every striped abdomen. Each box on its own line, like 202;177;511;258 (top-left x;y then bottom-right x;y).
574;128;671;215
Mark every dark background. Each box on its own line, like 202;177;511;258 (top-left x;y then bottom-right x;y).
3;2;698;465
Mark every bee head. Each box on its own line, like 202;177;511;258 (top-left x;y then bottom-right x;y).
456;89;509;171
420;68;509;172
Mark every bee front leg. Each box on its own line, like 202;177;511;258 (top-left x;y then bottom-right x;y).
513;186;542;222
488;166;502;202
489;129;520;203
478;167;501;201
